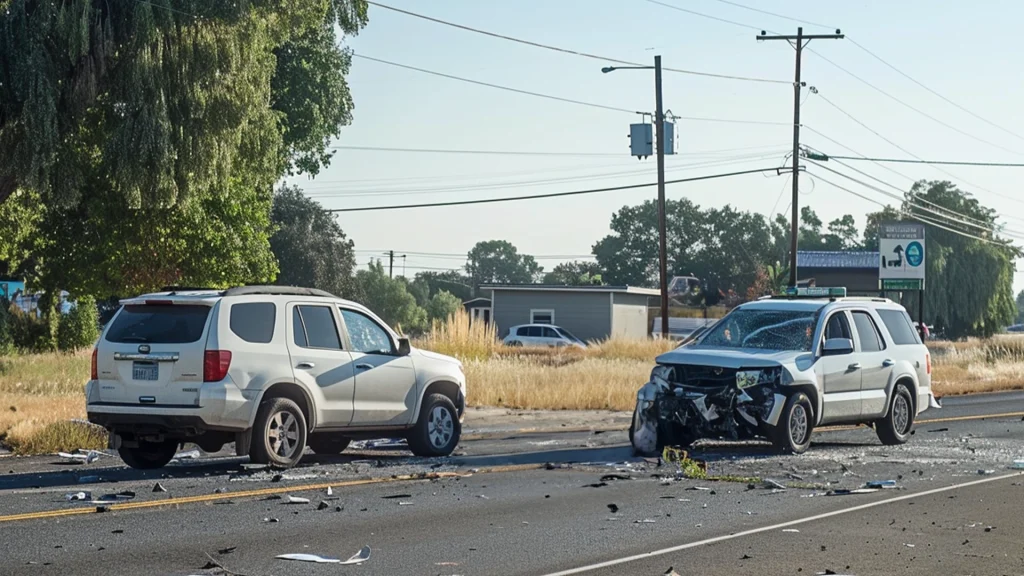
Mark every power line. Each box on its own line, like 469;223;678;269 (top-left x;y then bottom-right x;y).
805;48;1024;158
366;1;789;84
846;38;1024;145
709;0;833;29
326;165;786;212
353;54;639;115
820;154;1024;168
304;152;787;197
644;0;761;31
808;172;1018;248
806;160;1024;237
809;90;1024;207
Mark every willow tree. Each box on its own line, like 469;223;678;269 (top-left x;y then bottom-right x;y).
866;181;1019;339
0;0;368;295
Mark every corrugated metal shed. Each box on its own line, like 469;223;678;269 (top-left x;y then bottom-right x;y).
797;251;879;269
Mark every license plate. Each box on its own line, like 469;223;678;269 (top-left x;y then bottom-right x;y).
132;362;158;381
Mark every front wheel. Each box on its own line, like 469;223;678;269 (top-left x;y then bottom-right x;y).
118;439;178;470
249;397;308;468
876;383;914;445
408;394;461;457
771;392;814;454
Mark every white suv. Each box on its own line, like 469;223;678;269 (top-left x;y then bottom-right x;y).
631;288;937;455
86;286;467;469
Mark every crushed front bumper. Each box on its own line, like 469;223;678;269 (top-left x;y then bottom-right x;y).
631;376;785;455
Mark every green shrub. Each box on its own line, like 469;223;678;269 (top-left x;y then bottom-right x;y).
8;305;52;352
57;295;100;352
0;299;12;355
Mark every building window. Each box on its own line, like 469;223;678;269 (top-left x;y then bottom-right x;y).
531;309;554;324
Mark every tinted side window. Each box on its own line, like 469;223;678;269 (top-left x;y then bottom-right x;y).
543;327;560;339
230;302;276;344
106;305;210;344
340;310;393;354
878;309;921;345
824;312;852;340
295;305;341;350
527;326;542;337
852;311;883;352
292;307;307;347
516;327;529;336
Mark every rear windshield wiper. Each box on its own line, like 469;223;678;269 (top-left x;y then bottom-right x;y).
117;336;151;343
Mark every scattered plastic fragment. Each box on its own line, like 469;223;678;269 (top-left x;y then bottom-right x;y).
65;491;90;501
276;545;370;565
381;494;412;499
663;567;681;576
607;503;619;513
903;543;915;548
286;495;310;504
584;482;608;488
478;494;490;500
1011;460;1024;470
978;469;995;475
927;428;949;433
687;486;711;491
152;482;167;493
634;519;656;524
763;479;786;490
782;529;800;533
865;480;898;489
326;486;333;496
263;517;279;523
58;450;102;464
600;474;632;482
317;501;330;510
172;448;201;460
827;488;879;496
398;501;414;506
217;546;236;555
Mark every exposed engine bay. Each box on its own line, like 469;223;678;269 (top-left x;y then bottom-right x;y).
631;363;788;455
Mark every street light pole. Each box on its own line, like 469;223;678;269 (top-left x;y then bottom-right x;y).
653;56;669;340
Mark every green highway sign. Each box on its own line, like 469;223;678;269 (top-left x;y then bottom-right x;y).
881;279;924;291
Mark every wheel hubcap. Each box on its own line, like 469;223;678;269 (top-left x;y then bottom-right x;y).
427;406;454;449
268;410;299;459
893;394;910;434
790;404;809;444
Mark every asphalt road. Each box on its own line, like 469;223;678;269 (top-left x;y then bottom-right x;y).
0;392;1022;575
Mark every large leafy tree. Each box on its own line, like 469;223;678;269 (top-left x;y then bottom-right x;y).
354;260;427;333
1016;289;1024;324
465;240;542;286
542;261;603;285
0;0;368;296
865;181;1019;339
269;185;356;298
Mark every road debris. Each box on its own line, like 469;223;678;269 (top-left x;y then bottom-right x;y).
217;547;237;555
827;488;879;496
600;474;632;482
927;427;949;433
584;482;608;488
763;479;786;490
478;494;490;499
1011;460;1024;470
663;567;682;576
398;501;414;506
326;486;333;496
263;517;279;523
152;482;167;493
865;480;898;489
65;491;90;501
78;475;102;484
977;469;996;475
58;450;102;464
381;494;412;499
317;501;330;510
903;543;915;548
782;529;800;533
172;448;201;460
687;486;712;491
607;503;619;513
92;491;136;504
285;495;310;504
634;519;657;524
276;545;370;565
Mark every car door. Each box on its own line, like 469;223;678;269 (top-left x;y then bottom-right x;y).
524;325;543;347
850;309;892;418
542;326;563;347
339;308;418;427
818;310;862;421
287;303;356;427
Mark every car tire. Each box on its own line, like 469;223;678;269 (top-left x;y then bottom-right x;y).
118;440;178;470
408;393;461;457
307;433;351;455
771;392;814;454
507;340;522;347
249;397;308;469
876;382;914;445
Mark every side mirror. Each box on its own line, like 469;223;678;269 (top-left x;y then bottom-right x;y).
822;337;854;356
396;337;411;356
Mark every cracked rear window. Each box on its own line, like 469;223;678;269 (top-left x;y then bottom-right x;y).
696;309;818;351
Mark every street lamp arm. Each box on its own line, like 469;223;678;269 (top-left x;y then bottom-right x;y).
601;65;654;73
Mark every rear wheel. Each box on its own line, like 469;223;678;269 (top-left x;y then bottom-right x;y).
408;394;461;457
507;340;522;347
118;439;178;470
249;397;308;468
876;383;914;445
771;392;814;454
307;433;351;455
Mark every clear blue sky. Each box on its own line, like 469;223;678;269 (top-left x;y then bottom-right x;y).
285;0;1024;294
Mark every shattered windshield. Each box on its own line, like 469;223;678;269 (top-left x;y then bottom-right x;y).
696;308;819;351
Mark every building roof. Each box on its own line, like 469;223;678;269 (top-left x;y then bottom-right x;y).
479;284;660;296
796;251;879;269
462;297;492;306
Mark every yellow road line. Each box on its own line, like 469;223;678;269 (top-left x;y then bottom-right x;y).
0;464;548;524
917;410;1024;425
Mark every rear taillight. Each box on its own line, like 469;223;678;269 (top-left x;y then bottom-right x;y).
203;350;232;382
925;352;931;375
90;348;98;380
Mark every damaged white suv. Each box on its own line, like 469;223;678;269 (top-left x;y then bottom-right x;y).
630;288;938;455
87;286;467;470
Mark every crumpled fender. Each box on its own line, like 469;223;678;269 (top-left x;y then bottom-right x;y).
631;378;667;455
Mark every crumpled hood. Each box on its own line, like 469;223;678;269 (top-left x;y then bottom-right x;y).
655;346;807;369
410;347;462;367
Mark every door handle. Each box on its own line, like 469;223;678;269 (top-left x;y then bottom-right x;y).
882;359;895;367
355;363;373;370
296;362;315;369
847;362;862;371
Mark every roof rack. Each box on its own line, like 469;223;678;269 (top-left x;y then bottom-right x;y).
160;286;225;294
222;285;339;298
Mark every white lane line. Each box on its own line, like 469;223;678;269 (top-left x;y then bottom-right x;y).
540;471;1024;576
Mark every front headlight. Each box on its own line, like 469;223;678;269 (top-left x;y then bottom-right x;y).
736;367;783;389
650;365;673;383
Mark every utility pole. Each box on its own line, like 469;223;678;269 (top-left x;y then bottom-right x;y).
654;55;669;341
757;27;843;288
387;250;394;279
